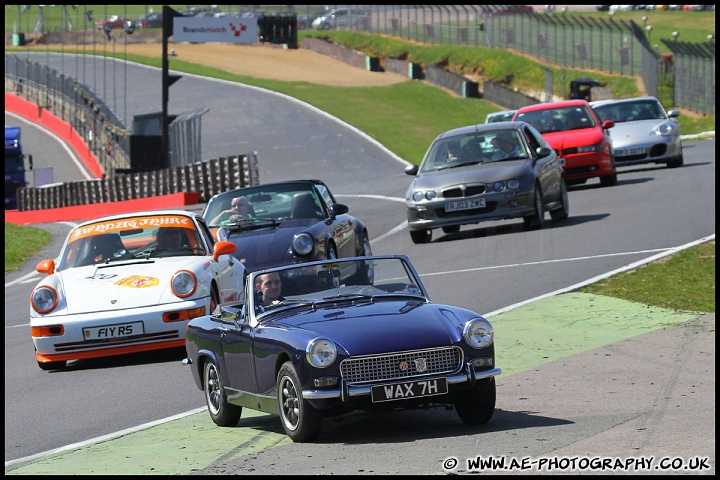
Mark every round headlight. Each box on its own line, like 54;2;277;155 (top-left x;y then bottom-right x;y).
492;181;506;192
425;191;437;200
292;233;314;256
463;318;494;349
171;270;197;298
306;338;337;368
31;285;58;314
412;191;425;202
507;179;520;189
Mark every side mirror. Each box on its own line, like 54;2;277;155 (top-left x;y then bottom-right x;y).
405;164;419;176
536;146;553;158
329;203;349;216
602;119;615;130
36;258;55;275
213;240;237;262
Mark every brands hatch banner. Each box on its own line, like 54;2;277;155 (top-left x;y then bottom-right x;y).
173;17;258;43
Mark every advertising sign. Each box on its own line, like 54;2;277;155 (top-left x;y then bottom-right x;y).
173;17;258;43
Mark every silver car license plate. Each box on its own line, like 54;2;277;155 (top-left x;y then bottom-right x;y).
615;147;645;157
445;198;486;212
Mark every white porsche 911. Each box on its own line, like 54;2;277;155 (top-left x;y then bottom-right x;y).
29;210;245;371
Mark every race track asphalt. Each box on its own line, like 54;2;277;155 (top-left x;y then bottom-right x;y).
5;291;714;475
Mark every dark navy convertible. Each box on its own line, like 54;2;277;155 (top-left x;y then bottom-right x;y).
183;255;501;442
202;179;372;272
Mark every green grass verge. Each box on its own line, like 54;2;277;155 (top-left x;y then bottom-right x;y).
4;223;51;273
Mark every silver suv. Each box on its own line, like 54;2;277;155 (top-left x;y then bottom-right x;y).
311;8;369;30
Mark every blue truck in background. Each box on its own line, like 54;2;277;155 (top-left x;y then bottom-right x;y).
5;126;33;210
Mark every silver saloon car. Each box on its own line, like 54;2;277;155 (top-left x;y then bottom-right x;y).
590;96;683;168
404;121;569;244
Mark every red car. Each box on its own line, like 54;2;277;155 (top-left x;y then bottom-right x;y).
513;100;617;187
95;15;130;30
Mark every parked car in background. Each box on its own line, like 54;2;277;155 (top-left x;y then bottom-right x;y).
183;255;501;442
95;15;130;30
311;7;370;30
30;210;245;371
132;12;162;29
297;12;323;29
590;96;683;168
202;179;372;272
404;121;569;244
513;100;617;187
485;109;517;123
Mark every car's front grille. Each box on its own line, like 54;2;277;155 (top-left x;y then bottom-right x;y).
442;185;485;198
340;346;463;384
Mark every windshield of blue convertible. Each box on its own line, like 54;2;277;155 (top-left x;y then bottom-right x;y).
251;257;426;319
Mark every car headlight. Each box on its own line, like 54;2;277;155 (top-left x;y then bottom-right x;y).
412;191;437;202
171;270;197;298
463;318;494;349
490;180;520;192
292;233;314;256
31;285;59;314
306;338;337;368
653;123;673;136
576;143;603;153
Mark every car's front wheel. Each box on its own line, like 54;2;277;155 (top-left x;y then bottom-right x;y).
550;179;569;221
410;228;432;244
454;377;496;425
666;154;684;168
600;158;618;187
204;359;242;426
37;359;67;371
277;361;323;442
347;232;374;285
523;186;545;230
442;225;460;234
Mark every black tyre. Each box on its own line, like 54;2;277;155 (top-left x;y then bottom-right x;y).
600;158;618;187
523;186;544;230
37;360;67;371
410;228;431;244
209;285;220;315
442;225;460;234
666;154;684;168
549;179;569;221
277;361;323;442
454;377;496;425
347;232;374;285
204;359;242;427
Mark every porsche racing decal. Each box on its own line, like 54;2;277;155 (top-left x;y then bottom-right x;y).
115;275;159;288
71;215;193;240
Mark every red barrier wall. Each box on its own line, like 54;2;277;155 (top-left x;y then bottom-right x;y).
5;93;201;225
5;93;104;177
5;192;200;225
